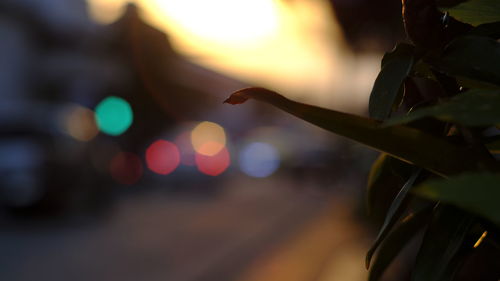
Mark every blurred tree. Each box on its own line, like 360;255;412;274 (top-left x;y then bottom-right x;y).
328;0;405;52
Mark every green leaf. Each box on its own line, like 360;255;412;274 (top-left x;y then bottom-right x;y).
413;206;474;281
439;0;500;26
434;36;500;86
366;154;414;221
366;168;422;268
413;61;437;80
486;138;500;153
369;43;415;120
384;89;500;127
368;207;434;281
413;173;500;225
468;22;500;39
224;88;488;177
456;76;500;90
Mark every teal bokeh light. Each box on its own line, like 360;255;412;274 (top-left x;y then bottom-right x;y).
95;96;133;136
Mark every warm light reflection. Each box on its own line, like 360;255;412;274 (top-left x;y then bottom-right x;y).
239;142;280;178
191;121;226;156
110;152;143;185
195;147;230;176
62;106;99;142
473;231;488;248
146;140;180;175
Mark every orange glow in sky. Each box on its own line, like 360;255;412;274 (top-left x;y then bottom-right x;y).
87;0;378;111
151;0;280;47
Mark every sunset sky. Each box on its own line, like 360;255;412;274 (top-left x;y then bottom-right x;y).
87;0;379;111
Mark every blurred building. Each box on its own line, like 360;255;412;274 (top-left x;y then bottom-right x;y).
0;0;247;214
328;0;405;52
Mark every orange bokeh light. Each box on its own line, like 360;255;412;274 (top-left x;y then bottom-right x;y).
196;141;225;157
191;121;226;156
62;105;99;142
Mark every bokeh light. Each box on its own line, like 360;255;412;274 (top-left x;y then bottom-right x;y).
195;147;230;176
145;140;180;175
61;105;99;142
95;96;133;136
239;142;280;178
110;152;143;185
191;121;226;156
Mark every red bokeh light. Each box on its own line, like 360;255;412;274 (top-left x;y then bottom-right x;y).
146;140;181;175
110;152;143;185
195;147;230;176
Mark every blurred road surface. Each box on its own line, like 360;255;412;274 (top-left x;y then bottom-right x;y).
0;176;369;281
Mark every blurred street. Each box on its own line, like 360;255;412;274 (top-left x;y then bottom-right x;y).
0;176;369;281
0;1;401;280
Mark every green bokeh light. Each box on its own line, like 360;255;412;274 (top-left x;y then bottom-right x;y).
95;96;133;136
